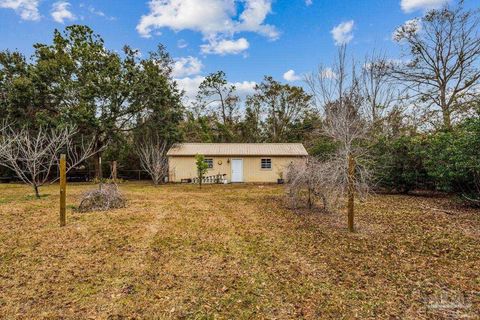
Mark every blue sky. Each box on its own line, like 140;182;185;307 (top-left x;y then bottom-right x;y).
0;0;471;99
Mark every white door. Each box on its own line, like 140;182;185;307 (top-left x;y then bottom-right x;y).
231;159;244;182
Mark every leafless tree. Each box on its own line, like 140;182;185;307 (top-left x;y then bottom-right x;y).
0;120;10;157
361;51;400;128
392;1;480;129
0;126;98;198
305;45;371;231
137;136;168;185
286;156;370;212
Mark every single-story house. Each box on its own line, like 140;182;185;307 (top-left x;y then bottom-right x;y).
167;143;308;183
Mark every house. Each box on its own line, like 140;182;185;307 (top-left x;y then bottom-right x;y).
167;143;308;183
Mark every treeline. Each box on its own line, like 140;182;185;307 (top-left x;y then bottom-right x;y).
0;26;319;176
0;2;479;204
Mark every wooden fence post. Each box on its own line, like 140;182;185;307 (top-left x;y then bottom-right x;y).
112;160;117;183
347;153;355;232
60;154;66;227
98;156;103;190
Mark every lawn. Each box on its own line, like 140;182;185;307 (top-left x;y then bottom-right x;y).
0;182;479;319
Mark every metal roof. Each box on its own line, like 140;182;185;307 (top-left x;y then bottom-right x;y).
167;143;308;156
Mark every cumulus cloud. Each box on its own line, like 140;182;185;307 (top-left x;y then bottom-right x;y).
283;69;301;82
51;1;76;24
232;80;256;99
0;0;40;21
172;56;204;78
137;0;278;38
200;37;249;55
137;0;278;55
175;75;205;101
331;20;354;46
400;0;450;13
235;0;279;39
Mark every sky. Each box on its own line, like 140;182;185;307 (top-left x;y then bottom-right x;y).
0;0;472;100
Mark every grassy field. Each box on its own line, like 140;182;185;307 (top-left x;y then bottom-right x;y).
0;182;479;319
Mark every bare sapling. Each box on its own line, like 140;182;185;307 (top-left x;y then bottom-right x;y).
0;125;99;198
137;136;168;185
305;45;372;231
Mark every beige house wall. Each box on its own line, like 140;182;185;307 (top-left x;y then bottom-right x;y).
168;156;305;183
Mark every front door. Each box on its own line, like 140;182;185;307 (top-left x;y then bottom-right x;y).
231;159;244;182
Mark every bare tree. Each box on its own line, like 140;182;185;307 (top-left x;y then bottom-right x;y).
361;51;399;128
286;156;369;213
137;136;168;185
0;126;98;198
305;45;371;232
0;120;10;157
392;1;480;129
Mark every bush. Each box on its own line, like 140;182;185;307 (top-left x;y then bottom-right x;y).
370;116;480;206
371;135;429;193
78;184;126;212
423;118;480;205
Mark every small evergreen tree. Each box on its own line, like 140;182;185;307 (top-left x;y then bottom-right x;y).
195;154;209;189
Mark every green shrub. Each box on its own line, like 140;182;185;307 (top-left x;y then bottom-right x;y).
371;135;429;193
423;117;480;204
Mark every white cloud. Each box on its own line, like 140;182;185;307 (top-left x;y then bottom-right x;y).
137;0;278;55
137;0;278;38
87;5;115;20
305;0;313;6
283;69;301;82
331;20;354;46
172;56;204;78
0;0;40;21
392;18;421;41
235;0;279;39
321;67;337;79
177;39;188;48
51;1;76;24
175;75;205;101
232;80;256;99
400;0;450;13
200;37;249;55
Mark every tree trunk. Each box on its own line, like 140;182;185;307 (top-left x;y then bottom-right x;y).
98;156;103;190
33;184;40;199
440;89;452;130
111;160;117;183
442;106;452;130
347;153;355;232
94;152;101;179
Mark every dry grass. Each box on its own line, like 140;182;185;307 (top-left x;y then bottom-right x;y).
0;182;479;319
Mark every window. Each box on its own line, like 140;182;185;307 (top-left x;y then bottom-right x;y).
261;158;272;169
205;158;214;169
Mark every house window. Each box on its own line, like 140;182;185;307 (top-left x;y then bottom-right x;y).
261;158;272;169
205;158;214;169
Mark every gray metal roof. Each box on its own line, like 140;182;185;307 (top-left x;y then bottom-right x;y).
167;143;308;156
